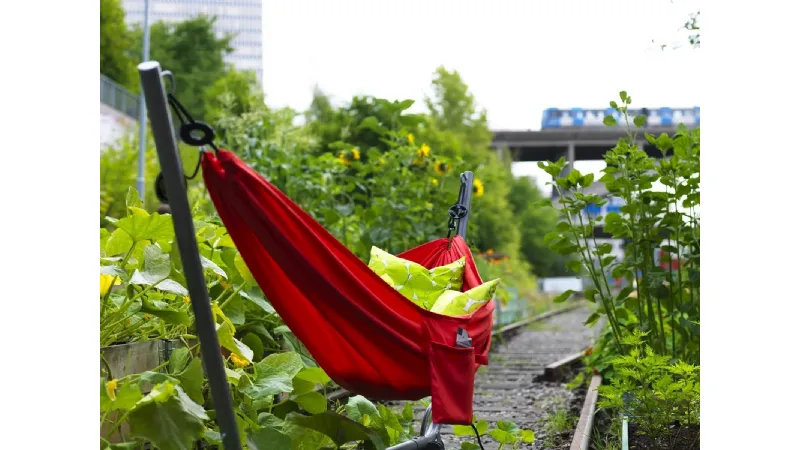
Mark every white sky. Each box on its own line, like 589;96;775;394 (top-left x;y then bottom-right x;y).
262;0;701;193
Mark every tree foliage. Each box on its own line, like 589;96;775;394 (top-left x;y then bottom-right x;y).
100;0;138;91
507;177;572;277
130;16;235;119
204;69;265;125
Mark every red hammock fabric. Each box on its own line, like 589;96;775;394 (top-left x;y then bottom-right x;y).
202;149;494;425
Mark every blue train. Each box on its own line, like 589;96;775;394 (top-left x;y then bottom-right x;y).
541;106;700;129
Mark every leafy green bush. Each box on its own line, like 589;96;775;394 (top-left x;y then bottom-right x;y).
539;91;700;367
542;92;700;445
596;331;700;439
100;189;537;449
217;96;471;258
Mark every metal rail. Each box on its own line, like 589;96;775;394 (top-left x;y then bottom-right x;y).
100;73;140;120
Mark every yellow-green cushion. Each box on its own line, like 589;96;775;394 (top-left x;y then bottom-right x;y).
368;246;465;309
430;279;500;316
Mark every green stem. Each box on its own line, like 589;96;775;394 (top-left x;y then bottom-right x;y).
556;186;623;351
666;234;676;359
636;185;662;353
219;283;246;310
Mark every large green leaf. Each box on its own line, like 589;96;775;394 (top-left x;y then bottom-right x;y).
239;290;276;314
140;298;192;326
247;427;292;450
521;429;535;443
285;412;386;450
105;228;133;256
345;395;379;421
295;367;330;385
168;348;190;374
239;352;303;401
200;255;227;279
112;380;144;412
294;392;328;414
234;252;254;284
489;429;517;444
128;382;208;450
176;358;205;404
292;377;316;396
241;333;264;362
116;212;175;243
129;270;189;296
143;244;171;279
216;321;254;362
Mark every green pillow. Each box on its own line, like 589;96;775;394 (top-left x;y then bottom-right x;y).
368;246;465;309
430;278;501;316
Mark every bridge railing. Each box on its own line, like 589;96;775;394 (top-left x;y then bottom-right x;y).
100;73;140;120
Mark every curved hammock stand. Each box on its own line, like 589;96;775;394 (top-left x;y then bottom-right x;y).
139;61;489;450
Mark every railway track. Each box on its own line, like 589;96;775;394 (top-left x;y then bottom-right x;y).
327;303;595;450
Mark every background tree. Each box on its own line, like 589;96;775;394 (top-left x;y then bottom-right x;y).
418;67;521;259
507;176;572;277
100;0;138;91
131;16;234;118
204;69;265;125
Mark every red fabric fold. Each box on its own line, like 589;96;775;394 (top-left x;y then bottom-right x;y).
201;149;494;424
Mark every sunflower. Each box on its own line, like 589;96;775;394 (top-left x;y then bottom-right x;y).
417;143;431;158
338;148;360;166
434;161;450;176
473;178;485;197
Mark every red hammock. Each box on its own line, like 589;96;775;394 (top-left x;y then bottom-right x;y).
202;149;494;425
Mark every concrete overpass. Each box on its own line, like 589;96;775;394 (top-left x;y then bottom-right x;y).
490;126;692;164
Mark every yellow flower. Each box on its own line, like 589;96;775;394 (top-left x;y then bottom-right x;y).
417;143;431;158
473;178;485;197
408;133;415;144
351;148;360;160
144;314;153;320
431;179;439;186
183;296;192;304
486;249;494;255
100;274;121;297
338;151;351;166
106;379;118;401
231;353;250;368
434;161;449;176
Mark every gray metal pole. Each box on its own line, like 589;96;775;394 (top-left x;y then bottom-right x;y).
138;61;243;450
136;0;151;201
456;171;474;239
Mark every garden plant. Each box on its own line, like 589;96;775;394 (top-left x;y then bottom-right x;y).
539;91;700;448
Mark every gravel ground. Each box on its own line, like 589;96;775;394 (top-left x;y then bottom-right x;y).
418;305;596;450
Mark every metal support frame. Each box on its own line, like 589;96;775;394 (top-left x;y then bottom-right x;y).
455;171;474;240
387;405;443;450
138;61;243;450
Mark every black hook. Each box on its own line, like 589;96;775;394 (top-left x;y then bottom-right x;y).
154;70;218;204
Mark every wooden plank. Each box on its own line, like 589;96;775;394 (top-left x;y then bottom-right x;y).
541;350;586;382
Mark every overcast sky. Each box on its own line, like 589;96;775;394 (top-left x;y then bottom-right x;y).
262;0;701;193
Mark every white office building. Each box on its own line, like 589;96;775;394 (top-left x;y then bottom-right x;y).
122;0;263;84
